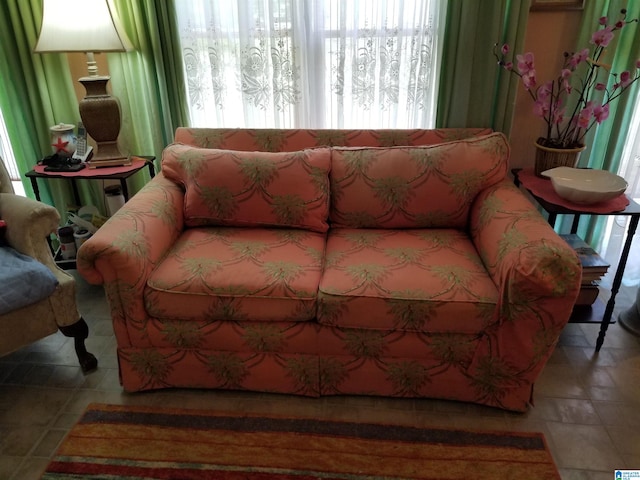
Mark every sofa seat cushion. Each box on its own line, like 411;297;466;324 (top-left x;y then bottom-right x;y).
329;132;509;229
162;144;331;232
317;228;499;334
145;227;326;322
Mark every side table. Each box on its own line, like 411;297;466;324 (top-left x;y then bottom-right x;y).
512;168;640;351
26;156;156;270
26;155;155;206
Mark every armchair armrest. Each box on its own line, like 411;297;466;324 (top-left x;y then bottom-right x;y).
76;174;184;343
0;193;59;264
468;180;581;406
0;193;81;327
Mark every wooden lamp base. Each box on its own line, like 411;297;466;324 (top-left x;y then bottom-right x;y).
78;75;130;168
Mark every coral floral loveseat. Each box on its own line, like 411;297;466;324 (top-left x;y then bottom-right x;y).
77;127;581;412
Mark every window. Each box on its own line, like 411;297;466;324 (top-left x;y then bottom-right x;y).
597;93;640;287
0;107;24;195
175;0;443;129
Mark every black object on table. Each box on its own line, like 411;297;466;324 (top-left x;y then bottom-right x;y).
512;168;640;352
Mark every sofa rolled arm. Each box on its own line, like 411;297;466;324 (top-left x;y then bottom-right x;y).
467;180;581;408
76;174;184;340
471;180;581;300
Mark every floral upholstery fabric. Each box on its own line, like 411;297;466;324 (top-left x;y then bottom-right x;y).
174;127;494;151
162;144;331;232
318;229;498;334
330;133;509;228
145;227;326;322
77;128;582;412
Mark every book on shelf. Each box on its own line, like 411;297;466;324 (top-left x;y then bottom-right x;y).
575;282;600;306
561;234;609;306
560;234;610;275
581;272;607;284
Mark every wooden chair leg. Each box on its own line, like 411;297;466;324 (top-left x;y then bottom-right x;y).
59;317;98;373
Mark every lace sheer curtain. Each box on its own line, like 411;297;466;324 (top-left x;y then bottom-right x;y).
175;0;443;129
597;96;640;287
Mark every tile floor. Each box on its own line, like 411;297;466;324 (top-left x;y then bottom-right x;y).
1;269;639;480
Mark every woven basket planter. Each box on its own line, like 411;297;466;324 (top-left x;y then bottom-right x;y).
534;141;586;177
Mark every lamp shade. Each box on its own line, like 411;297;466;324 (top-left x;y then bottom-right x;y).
34;0;132;53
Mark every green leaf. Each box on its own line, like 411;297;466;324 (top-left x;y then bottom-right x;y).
449;170;482;198
151;199;177;227
239;157;279;187
343;329;386;358
161;321;203;348
201;185;238;218
387;361;431;395
319;357;349;393
384;247;424;264
386;295;435;330
129;350;172;383
287;357;319;394
341;211;378;227
430;334;476;365
341;149;376;175
372;177;412;208
243;324;286;352
207;353;249;387
113;230;149;259
272;194;307;224
315;130;348;146
345;263;388;285
263;261;304;283
181;257;223;276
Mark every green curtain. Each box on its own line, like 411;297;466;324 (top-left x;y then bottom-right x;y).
108;0;189;193
436;0;531;134
0;0;188;219
0;0;81;213
573;0;640;245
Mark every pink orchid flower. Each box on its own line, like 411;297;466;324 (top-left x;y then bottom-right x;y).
599;16;608;25
569;49;590;68
533;99;549;118
516;52;535;75
578;103;594;128
552;105;565;125
593;104;610;123
595;83;606;90
501;44;509;55
522;71;536;90
538;81;552;100
591;26;615;47
620;71;632;87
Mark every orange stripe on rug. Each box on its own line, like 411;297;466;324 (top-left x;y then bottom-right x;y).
42;403;561;480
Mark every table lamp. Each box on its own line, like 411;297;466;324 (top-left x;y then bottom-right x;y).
34;0;133;167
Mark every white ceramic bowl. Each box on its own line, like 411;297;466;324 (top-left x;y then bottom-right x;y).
541;167;627;205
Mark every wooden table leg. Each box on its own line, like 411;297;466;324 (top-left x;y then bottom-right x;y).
596;214;640;351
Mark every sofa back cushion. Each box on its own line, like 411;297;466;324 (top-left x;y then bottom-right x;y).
174;127;494;151
329;132;510;229
162;144;331;232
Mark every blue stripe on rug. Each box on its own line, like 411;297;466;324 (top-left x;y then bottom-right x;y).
80;409;547;450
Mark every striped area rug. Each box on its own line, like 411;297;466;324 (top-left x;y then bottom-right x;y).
42;403;560;479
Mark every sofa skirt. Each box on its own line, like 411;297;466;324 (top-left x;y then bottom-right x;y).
116;322;534;412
